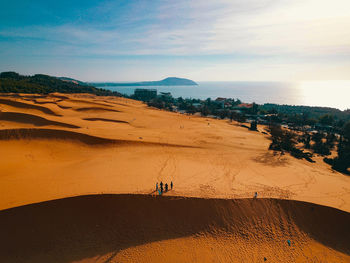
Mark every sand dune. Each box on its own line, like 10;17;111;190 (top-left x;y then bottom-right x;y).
32;99;63;105
83;117;129;124
75;107;120;112
0;93;349;213
68;99;114;107
21;94;47;99
0;128;125;145
0;128;197;148
0;194;348;263
0;94;45;99
57;104;72;109
0;112;79;128
100;99;132;107
0;98;60;116
0;128;118;145
0;93;349;262
49;94;70;100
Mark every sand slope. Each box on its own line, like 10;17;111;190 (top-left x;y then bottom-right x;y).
0;93;349;262
0;194;349;263
0;93;349;212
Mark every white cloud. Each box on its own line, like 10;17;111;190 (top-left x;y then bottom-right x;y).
1;0;350;80
2;0;349;57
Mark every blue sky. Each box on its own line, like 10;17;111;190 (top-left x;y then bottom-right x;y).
1;0;350;81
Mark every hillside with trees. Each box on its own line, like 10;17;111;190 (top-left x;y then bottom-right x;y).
0;72;121;96
325;121;350;174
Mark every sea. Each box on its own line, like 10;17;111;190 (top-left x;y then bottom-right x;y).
101;80;350;110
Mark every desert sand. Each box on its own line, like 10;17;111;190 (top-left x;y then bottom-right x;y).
0;93;349;262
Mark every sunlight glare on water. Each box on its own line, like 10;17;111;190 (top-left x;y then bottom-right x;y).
298;80;350;110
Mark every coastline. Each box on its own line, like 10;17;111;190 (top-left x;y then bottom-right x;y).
101;80;350;110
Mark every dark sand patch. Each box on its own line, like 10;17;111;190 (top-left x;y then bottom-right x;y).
83;118;129;124
75;107;120;112
100;100;131;107
253;152;289;167
0;98;60;116
0;112;79;128
57;104;72;109
32;99;63;105
68;99;114;107
0;128;197;148
49;94;69;100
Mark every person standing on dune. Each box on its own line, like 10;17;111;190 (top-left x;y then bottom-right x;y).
171;181;173;190
160;181;163;194
156;182;158;191
165;183;168;192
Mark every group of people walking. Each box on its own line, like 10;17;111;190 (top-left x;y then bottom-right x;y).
156;181;173;195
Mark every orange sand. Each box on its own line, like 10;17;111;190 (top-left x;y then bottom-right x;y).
0;93;349;262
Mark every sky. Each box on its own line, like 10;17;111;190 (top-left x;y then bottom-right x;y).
0;0;350;82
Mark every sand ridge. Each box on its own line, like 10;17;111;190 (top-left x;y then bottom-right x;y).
75;107;121;112
0;112;79;128
0;98;60;116
83;117;129;124
0;128;200;148
0;194;349;263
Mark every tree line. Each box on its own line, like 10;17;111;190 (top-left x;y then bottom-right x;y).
0;72;121;97
142;93;350;175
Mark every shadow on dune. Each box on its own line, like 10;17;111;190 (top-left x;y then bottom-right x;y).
57;104;72;109
0;195;348;263
100;100;132;107
32;99;63;105
49;94;69;100
0;128;198;148
0;128;114;145
0;94;46;99
68;99;114;107
75;107;120;112
0;112;79;128
252;152;289;167
0;98;60;116
83;117;129;124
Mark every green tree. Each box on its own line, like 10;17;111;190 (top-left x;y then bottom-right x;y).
249;121;257;131
268;125;313;161
331;122;350;173
319;114;334;126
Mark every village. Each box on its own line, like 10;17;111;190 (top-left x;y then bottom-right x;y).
131;88;344;134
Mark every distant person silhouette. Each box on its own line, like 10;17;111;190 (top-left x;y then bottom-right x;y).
160;181;163;193
165;183;168;192
171;181;173;190
156;182;158;191
254;192;258;199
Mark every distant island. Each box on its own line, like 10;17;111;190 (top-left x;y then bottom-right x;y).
0;72;196;96
91;77;198;87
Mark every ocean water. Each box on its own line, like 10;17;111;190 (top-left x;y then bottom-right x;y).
102;81;350;110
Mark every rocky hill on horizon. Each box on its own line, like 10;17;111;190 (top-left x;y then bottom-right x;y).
91;77;198;87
